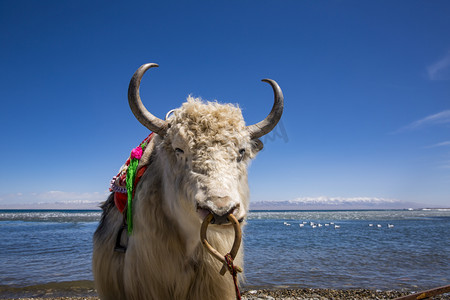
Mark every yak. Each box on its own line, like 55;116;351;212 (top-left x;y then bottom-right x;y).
93;63;283;300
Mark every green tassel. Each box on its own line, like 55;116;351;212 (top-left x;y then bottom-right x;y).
126;158;139;234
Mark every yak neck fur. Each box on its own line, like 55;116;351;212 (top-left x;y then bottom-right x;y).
93;139;243;300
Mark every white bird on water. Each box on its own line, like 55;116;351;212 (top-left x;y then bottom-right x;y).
377;224;382;228
388;224;394;228
334;224;340;229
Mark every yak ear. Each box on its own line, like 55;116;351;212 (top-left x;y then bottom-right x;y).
252;138;264;153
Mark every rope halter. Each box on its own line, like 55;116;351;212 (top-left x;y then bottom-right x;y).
200;213;243;299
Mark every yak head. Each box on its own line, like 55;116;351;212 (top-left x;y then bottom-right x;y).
128;63;283;247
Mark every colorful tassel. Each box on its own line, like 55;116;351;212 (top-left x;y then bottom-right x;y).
110;133;154;235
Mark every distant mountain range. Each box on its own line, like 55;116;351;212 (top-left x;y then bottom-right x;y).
250;197;430;210
0;195;444;210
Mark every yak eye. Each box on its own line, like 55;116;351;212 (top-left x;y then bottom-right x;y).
175;148;184;154
237;148;246;162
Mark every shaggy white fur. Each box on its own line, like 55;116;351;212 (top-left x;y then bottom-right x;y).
93;98;262;300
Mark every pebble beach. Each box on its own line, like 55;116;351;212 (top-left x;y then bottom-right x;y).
3;288;450;300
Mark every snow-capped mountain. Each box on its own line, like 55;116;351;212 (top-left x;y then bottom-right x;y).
250;197;424;210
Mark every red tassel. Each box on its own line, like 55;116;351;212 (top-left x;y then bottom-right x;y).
114;192;127;213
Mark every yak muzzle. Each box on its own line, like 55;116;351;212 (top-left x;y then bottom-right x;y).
198;196;241;225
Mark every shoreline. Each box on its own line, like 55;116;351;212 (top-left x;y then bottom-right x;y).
2;284;450;300
1;290;447;300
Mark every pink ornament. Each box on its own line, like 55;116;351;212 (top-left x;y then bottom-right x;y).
130;146;143;160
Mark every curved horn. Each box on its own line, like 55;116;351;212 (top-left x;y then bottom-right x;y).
246;79;284;139
128;63;169;136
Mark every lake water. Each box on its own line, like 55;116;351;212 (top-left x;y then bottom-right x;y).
0;209;449;295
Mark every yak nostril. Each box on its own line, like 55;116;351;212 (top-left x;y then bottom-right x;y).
209;202;240;225
210;213;229;225
202;196;240;225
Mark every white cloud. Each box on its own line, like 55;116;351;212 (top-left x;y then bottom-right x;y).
438;161;450;169
250;196;419;209
427;51;450;80
425;141;450;148
290;196;398;205
394;110;450;133
0;190;108;208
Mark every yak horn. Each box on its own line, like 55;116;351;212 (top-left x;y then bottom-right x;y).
246;79;284;139
128;63;169;136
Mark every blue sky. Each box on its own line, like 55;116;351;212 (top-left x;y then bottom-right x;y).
1;0;449;208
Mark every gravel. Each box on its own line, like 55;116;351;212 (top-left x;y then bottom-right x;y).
5;287;450;300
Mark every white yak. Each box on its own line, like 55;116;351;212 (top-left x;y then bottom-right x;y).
93;63;283;300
